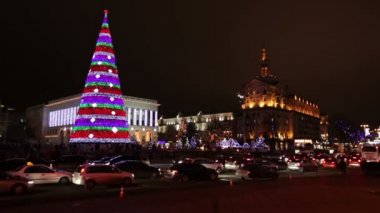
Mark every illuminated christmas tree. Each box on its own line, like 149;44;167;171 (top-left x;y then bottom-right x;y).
70;10;130;143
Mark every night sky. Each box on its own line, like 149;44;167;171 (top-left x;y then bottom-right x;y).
1;1;379;125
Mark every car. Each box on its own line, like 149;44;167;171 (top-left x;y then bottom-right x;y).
193;158;224;173
235;164;279;180
88;156;113;165
288;158;318;172
334;153;347;162
0;158;27;172
242;153;255;163
114;160;161;179
168;163;218;182
254;159;279;170
178;158;224;173
224;156;241;170
348;153;362;167
313;153;330;166
322;157;336;168
0;172;34;194
54;155;87;172
72;164;134;189
0;158;53;172
104;155;148;165
214;154;228;165
276;160;288;170
8;164;72;185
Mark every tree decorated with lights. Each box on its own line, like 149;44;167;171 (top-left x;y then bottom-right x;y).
70;10;130;143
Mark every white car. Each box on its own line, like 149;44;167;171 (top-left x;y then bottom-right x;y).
72;164;134;189
223;156;240;170
287;159;318;172
8;164;72;184
192;158;224;173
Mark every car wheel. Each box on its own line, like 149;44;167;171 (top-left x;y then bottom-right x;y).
59;177;70;185
11;184;27;195
180;175;189;182
122;178;132;187
210;173;218;181
216;167;222;174
85;180;96;190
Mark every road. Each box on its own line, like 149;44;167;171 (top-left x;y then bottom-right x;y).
3;167;378;212
0;168;336;205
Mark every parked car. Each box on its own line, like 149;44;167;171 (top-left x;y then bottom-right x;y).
8;164;72;184
168;163;218;182
236;164;279;180
115;160;161;179
0;172;34;194
72;164;134;189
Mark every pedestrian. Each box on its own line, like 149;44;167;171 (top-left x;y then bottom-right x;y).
337;155;347;174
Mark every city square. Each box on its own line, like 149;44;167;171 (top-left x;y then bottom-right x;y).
1;1;380;212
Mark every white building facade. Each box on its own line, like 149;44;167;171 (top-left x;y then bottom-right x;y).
26;94;159;147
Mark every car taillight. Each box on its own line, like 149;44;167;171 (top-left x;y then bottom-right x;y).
358;159;361;162
80;168;85;174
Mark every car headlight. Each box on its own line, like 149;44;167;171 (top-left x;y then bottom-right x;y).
27;180;34;185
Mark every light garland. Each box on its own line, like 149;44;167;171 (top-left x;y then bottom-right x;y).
70;10;130;143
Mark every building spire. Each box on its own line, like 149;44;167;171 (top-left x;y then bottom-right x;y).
260;47;270;77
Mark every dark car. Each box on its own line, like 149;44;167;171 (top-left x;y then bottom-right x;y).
54;155;87;172
115;160;161;179
236;164;279;180
169;163;218;182
89;157;113;165
105;155;142;165
322;157;336;168
0;158;27;172
348;153;362;167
